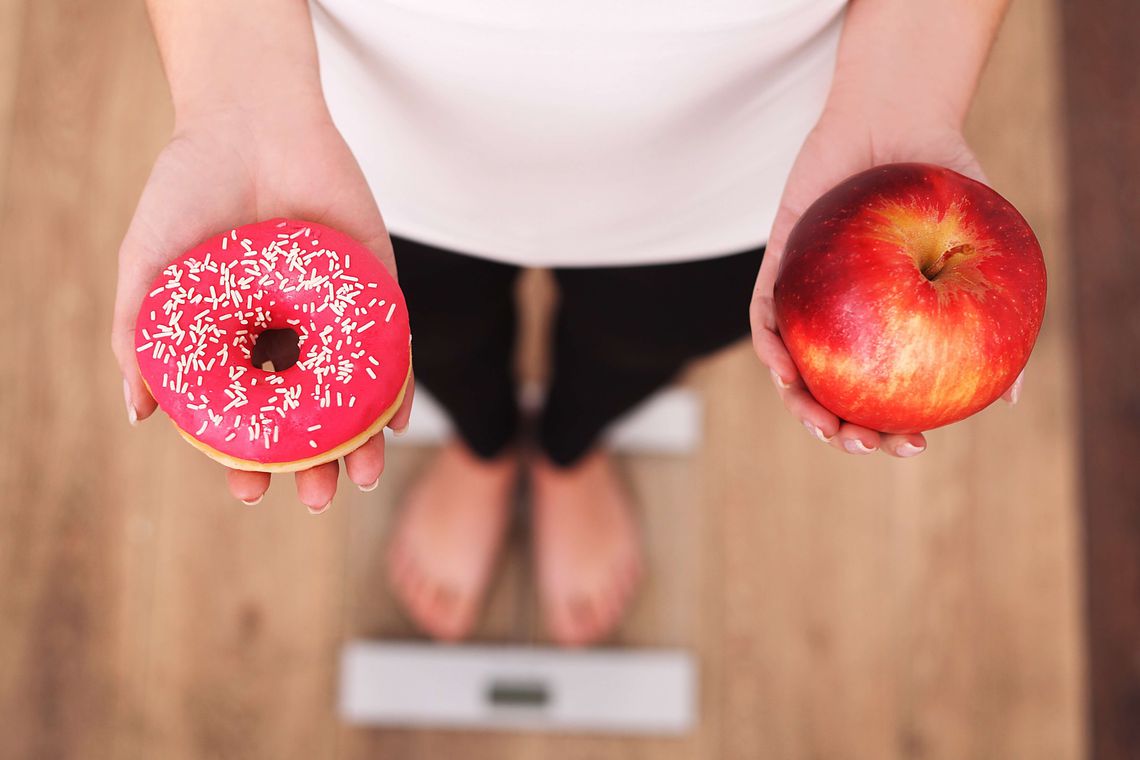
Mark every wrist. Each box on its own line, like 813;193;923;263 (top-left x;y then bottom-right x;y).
171;73;328;128
819;82;965;148
823;0;1008;136
822;74;966;136
172;83;332;138
148;0;328;133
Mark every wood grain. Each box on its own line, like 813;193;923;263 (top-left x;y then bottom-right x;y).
0;0;1085;759
1059;0;1140;757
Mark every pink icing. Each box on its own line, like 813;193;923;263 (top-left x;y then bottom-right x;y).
134;218;411;465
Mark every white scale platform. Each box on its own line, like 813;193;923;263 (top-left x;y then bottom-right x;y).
340;642;696;734
390;383;702;455
340;386;701;735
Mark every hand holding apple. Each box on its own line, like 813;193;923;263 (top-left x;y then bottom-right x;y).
751;112;1031;457
774;162;1045;433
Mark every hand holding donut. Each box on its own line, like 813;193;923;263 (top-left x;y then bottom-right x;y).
111;104;413;512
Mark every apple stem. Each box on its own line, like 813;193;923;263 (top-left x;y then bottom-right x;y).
922;243;973;280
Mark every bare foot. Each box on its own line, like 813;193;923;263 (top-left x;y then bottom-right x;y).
530;450;644;647
386;439;518;641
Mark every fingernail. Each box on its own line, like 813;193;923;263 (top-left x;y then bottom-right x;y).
240;495;263;506
770;369;791;390
897;442;925;458
392;425;408;438
358;476;380;493
843;438;876;455
1008;376;1023;405
308;501;331;515
803;420;833;444
123;378;138;426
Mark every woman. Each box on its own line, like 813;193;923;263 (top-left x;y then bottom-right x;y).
112;0;1020;646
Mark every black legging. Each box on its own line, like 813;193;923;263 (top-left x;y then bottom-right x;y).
393;235;764;467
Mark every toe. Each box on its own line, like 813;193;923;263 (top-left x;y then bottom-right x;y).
408;580;467;642
427;584;477;642
592;579;627;640
558;595;598;647
544;595;581;647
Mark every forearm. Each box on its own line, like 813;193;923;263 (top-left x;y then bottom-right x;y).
146;0;325;124
826;0;1010;128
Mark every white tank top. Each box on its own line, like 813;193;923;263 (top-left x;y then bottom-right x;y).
311;0;846;266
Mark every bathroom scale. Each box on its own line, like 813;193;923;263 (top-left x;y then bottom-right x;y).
339;641;696;735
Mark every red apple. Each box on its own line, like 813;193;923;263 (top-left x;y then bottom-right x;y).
773;163;1047;434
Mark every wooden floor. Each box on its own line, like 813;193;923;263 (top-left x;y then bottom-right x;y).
0;1;1086;758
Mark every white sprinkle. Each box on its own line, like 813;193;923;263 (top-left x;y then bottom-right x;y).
358;320;375;333
136;341;154;352
195;420;208;435
307;424;322;432
309;440;318;449
348;395;356;407
366;368;377;380
385;303;396;322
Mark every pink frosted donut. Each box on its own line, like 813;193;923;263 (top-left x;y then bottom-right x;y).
134;219;411;472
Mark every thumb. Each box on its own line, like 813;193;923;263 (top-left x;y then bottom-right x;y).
111;232;160;426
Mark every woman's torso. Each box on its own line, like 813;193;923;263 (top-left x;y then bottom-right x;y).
312;0;847;266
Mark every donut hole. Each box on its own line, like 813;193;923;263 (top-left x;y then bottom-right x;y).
250;328;301;372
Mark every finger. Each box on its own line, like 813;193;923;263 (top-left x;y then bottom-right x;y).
832;422;880;455
753;324;801;387
1001;370;1025;405
388;372;415;434
750;296;801;386
344;433;385;491
227;469;271;505
773;383;840;442
295;460;340;513
112;244;160;425
880;433;928;458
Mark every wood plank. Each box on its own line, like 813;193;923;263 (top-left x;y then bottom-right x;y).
0;0;27;207
0;2;164;758
1058;0;1140;757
